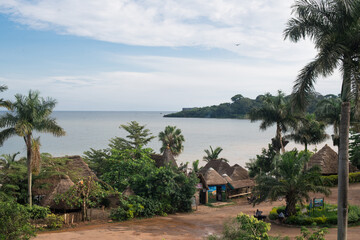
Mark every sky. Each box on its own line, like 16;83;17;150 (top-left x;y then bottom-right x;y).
0;0;342;111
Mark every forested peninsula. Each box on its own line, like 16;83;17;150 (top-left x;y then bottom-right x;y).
164;92;338;119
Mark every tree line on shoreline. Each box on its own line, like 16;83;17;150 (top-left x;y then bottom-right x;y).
164;92;339;119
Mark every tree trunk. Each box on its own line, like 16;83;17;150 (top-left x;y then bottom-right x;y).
286;196;297;216
338;102;350;240
277;123;285;153
25;134;33;207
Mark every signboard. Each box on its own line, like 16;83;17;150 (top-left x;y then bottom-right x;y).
196;183;203;189
313;198;324;208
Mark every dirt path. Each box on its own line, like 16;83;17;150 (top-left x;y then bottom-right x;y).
36;184;360;240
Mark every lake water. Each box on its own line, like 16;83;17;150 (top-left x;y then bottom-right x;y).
0;111;334;167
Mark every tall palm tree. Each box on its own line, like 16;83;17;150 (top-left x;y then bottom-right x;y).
158;126;185;156
250;91;296;153
0;90;65;206
284;0;360;237
286;114;328;152
203;146;227;162
254;151;330;216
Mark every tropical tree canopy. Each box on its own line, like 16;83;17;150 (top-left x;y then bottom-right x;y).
109;121;155;150
250;91;296;153
286;114;328;151
284;0;360;111
0;90;65;206
253;150;330;216
158;126;185;156
203;146;227;162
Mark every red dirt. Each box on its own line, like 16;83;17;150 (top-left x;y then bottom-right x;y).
35;183;360;240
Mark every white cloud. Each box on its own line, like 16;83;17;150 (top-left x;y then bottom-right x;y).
0;56;341;111
0;0;315;61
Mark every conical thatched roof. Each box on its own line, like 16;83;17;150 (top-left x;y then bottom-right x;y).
222;174;233;183
32;155;98;210
204;167;227;185
151;148;178;168
41;175;75;209
200;160;249;181
307;144;358;175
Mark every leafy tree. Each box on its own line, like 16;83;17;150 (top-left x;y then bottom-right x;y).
0;90;66;206
286;114;328;152
203;146;227;162
284;0;360;234
246;144;278;178
158;125;185;156
250;91;296;153
0;200;36;240
349;129;360;169
109;121;155;150
253;150;330;216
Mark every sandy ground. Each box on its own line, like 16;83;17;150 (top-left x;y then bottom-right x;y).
35;183;360;240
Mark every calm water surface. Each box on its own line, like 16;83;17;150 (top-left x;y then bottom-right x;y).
0;111;334;167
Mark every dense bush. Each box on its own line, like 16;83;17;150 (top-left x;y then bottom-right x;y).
44;214;64;229
321;172;360;186
0;201;36;240
26;205;51;220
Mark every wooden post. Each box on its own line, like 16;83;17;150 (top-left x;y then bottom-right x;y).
338;102;350;240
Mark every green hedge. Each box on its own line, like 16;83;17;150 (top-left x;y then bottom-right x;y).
269;204;360;226
322;172;360;186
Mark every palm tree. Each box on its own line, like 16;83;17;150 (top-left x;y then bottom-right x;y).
250;91;296;153
284;0;360;237
316;97;342;147
158;126;185;156
253;151;330;216
0;84;12;110
0;90;65;206
286;114;328;152
203;146;227;162
0;152;20;169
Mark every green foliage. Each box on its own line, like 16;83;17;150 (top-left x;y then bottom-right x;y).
286;114;328;151
208;213;271;240
295;226;328;240
26;205;50;220
44;214;64;229
83;148;110;178
321;171;360;186
349;129;360;169
0;201;36;240
109;121;155;150
55;177;107;221
0;157;28;203
95;147;197;218
271;203;360;226
253;150;330;216
158;125;185;156
246;144;278;178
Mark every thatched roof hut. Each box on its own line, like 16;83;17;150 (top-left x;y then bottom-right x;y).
228;179;255;189
32;155;98;210
151;148;178;168
307;144;358;175
221;174;233;183
203;167;227;185
200;160;249;181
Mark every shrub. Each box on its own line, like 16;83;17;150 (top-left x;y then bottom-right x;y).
26;205;51;220
45;214;64;229
269;208;279;220
0;201;36;240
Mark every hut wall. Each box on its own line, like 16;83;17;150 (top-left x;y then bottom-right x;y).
208;185;226;203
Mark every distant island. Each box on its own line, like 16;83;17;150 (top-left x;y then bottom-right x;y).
164;93;338;119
